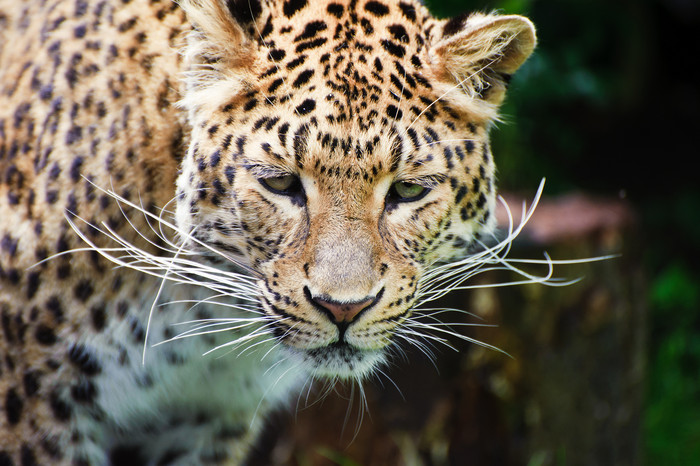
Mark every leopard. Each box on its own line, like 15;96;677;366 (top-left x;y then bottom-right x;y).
0;0;536;464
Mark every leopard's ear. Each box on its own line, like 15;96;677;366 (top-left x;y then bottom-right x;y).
429;13;536;119
179;0;266;112
180;0;262;62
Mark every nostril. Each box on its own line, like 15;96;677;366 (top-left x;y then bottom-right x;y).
304;287;382;324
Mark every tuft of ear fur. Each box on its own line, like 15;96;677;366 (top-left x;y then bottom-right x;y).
178;0;261;113
430;13;536;121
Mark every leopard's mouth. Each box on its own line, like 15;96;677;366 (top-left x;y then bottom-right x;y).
259;281;399;378
292;342;387;379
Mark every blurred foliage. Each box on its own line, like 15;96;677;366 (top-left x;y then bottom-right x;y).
647;262;700;464
424;0;700;463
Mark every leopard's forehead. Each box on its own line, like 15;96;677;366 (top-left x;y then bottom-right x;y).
211;0;478;183
252;0;434;76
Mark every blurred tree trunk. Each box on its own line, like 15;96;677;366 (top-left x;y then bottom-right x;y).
247;193;645;466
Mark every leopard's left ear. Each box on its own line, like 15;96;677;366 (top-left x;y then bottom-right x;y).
430;13;536;116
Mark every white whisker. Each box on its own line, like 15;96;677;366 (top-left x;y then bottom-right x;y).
411;307;484;320
157;319;264;343
389;332;440;370
159;295;260;313
372;366;405;402
250;360;299;429
142;223;193;365
201;326;275;357
81;177;260;276
219;334;281;360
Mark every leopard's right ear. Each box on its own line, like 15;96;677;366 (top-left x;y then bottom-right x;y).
180;0;263;66
179;0;265;110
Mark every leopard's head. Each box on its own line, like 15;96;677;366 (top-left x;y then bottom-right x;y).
175;0;535;378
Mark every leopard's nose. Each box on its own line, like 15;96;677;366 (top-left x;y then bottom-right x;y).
314;296;374;323
304;287;382;324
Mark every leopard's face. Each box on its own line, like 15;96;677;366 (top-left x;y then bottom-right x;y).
175;0;535;378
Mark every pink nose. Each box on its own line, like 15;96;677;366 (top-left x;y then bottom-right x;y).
312;296;375;323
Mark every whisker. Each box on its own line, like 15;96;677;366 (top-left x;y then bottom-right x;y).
405;324;509;357
201;324;277;357
143;223;194;365
170;316;268;327
396;327;456;351
411;307;484;320
109;181;182;257
80;176;261;277
416;179;612;312
372;366;405;402
405;317;496;330
62;213;259;301
250;357;299;429
154;320;266;346
389;332;440;371
159;298;260;315
226;334;282;360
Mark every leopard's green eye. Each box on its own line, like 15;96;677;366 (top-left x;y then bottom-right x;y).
392;181;427;201
261;174;296;192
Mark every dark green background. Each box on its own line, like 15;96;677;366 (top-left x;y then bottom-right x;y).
423;0;700;463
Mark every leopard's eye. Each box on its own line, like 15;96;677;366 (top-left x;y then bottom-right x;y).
258;174;304;201
390;181;428;202
261;175;295;191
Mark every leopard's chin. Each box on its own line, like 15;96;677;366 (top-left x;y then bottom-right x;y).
288;343;387;380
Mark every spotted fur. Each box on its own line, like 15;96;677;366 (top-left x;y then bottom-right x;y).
0;0;535;463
